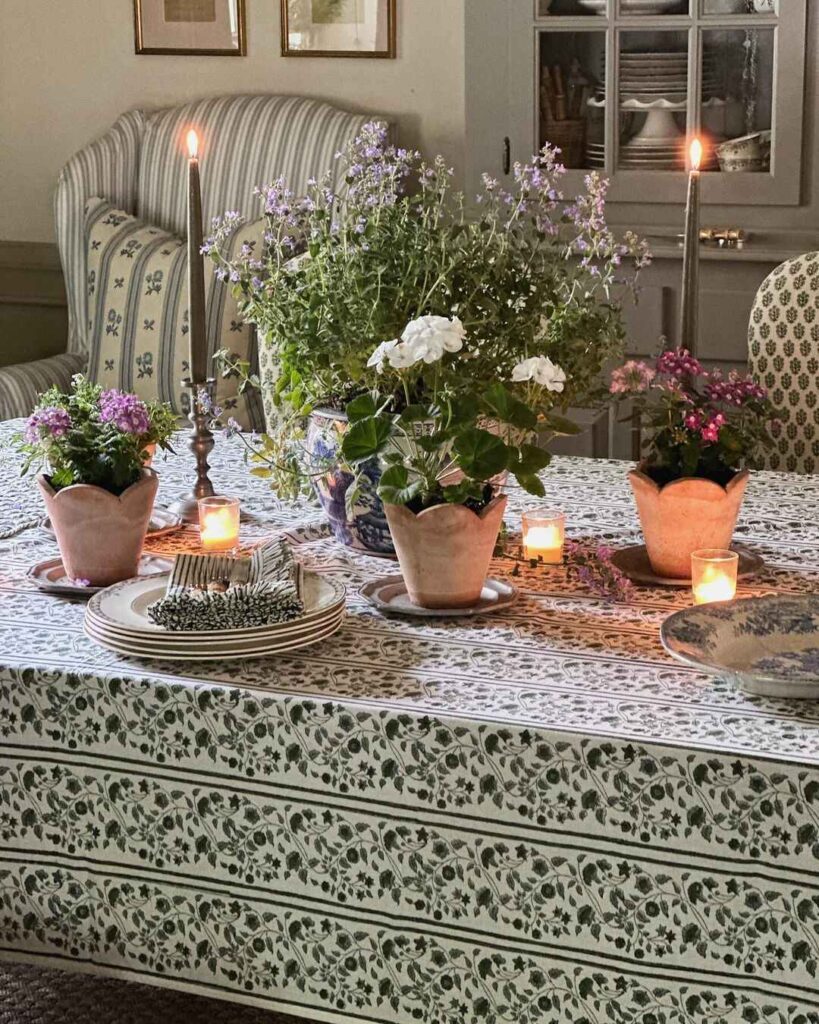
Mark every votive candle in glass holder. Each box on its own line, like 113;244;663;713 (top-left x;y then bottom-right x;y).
691;548;738;605
522;509;565;564
198;495;240;552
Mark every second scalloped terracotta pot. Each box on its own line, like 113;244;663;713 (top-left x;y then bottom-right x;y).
384;495;507;609
628;467;750;579
37;470;159;587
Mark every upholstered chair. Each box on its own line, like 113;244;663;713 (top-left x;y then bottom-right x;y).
0;95;376;421
748;251;819;473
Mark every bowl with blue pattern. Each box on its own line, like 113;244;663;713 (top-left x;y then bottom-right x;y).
661;595;819;698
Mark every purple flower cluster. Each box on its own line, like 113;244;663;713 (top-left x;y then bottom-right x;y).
656;348;703;379
24;406;72;443
565;539;634;603
99;390;150;435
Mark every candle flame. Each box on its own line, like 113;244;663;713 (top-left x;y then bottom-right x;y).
689;138;703;171
186;129;199;159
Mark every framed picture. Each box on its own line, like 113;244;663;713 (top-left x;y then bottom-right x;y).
281;0;396;58
134;0;246;56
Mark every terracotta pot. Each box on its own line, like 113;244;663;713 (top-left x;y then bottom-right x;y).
385;495;507;609
628;467;750;579
37;470;159;587
142;442;157;467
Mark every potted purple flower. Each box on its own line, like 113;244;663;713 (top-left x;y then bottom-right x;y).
17;376;174;586
610;349;775;578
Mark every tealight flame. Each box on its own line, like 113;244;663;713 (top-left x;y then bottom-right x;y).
186;129;199;159
689;138;703;172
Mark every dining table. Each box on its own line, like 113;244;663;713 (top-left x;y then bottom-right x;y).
1;417;819;1024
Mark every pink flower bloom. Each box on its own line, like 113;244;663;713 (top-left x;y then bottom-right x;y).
684;412;703;431
656;348;703;379
610;360;656;395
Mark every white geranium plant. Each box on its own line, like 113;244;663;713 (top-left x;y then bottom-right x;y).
206;122;649;499
340;315;576;510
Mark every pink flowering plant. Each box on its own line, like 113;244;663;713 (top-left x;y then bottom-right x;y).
205;121;650;497
610;348;775;485
17;375;175;494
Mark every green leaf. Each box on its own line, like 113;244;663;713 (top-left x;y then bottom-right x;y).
378;464;423;507
481;383;537;431
397;404;430;426
514;443;551;475
453;427;509;480
340;414;393;463
516;473;546;497
346;394;378;422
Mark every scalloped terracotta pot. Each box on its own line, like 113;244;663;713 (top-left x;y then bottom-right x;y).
37;470;159;587
384;495;507;609
628;467;750;579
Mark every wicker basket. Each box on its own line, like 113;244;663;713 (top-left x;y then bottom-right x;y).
541;113;586;169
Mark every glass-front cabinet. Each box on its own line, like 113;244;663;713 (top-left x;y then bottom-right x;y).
472;0;807;206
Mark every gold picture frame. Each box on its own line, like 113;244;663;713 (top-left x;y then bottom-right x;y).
281;0;396;58
134;0;247;56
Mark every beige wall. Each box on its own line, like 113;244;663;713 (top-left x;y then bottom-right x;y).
0;0;466;245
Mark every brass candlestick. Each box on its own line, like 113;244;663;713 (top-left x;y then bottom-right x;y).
169;378;217;523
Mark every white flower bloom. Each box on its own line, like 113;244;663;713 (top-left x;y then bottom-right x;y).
399;315;466;365
367;339;399;373
386;341;417;369
511;355;567;392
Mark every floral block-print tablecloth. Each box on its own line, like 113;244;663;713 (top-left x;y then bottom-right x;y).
2;421;819;1024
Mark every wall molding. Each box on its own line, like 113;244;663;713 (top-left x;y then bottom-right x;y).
0;240;67;368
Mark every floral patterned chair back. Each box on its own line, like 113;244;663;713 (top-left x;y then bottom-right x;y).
748;251;819;473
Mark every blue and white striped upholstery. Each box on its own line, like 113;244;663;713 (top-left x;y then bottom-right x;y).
137;95;373;237
0;353;87;422
1;95;376;422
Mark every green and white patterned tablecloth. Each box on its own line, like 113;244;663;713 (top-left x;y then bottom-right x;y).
2;420;819;1024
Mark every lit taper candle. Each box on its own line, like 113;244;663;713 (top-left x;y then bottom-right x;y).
186;128;207;384
680;137;702;355
169;128;217;524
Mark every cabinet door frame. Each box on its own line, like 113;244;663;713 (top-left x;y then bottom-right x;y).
491;0;807;206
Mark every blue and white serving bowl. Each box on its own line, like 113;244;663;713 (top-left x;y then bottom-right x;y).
661;595;819;698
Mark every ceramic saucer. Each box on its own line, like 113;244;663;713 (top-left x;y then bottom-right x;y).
361;575;518;617
611;543;763;587
41;506;182;539
27;554;174;598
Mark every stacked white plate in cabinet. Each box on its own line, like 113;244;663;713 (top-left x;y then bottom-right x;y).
84;571;346;660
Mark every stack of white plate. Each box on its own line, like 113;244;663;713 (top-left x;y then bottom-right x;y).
84;571;346;660
615;50;719;104
579;0;683;12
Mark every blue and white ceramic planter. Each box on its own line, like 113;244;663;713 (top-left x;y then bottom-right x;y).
306;408;395;556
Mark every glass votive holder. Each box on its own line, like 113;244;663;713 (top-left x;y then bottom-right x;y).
522;509;565;564
198;495;240;553
691;548;739;605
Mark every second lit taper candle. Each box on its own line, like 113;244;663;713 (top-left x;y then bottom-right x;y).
186;129;208;385
680;138;702;355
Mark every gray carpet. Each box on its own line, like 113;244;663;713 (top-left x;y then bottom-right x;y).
0;962;310;1024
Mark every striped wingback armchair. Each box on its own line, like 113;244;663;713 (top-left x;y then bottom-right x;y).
0;95;376;420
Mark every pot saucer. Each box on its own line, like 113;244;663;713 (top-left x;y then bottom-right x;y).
41;506;182;539
361;575;518;617
27;554;174;598
611;542;763;587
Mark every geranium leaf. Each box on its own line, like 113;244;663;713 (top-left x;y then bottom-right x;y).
453;427;509;480
346;394;378;422
378;464;423;506
340;414;392;463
